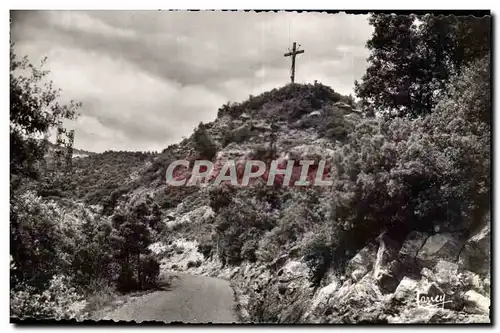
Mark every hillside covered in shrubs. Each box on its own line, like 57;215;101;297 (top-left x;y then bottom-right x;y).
10;13;491;323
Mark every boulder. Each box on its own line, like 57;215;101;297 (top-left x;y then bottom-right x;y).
376;271;400;294
458;215;490;276
277;260;309;283
305;279;338;318
387;307;441;324
345;243;377;282
399;231;429;258
392;276;419;304
463;290;490;315
327;274;387;323
416;233;463;268
432;260;460;293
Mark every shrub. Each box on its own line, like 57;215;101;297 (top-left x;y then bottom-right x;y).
198;241;214;260
140;255;160;289
11;275;86;320
302;232;334;288
192;122;218;160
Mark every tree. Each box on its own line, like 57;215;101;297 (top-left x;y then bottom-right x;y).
110;204;160;291
10;43;81;184
192;122;218;160
355;14;490;118
10;45;81;291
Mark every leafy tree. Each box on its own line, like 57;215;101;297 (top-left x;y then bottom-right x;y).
10;43;80;184
10;45;81;294
355;14;490;117
192;122;218;160
110;203;160;291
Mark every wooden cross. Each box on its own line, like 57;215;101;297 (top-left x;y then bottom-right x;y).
284;42;304;83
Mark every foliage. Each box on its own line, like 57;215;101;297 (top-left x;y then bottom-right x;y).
110;202;161;291
355;14;490;117
11;275;86;320
329;55;491;271
192;122;218;160
291;105;355;141
210;187;279;266
217;83;350;121
302;231;334;288
10;44;81;183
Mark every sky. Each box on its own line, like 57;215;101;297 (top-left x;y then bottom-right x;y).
11;10;374;153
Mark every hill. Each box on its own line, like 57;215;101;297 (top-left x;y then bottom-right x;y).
13;78;490;323
115;77;490;323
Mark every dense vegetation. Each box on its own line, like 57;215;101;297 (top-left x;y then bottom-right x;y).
193;15;491;289
10;46;164;320
355;14;490;117
10;14;490;321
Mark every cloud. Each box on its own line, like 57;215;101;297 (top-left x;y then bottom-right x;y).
11;10;373;152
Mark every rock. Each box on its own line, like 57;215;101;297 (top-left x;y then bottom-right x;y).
345;243;377;282
327;274;386;323
387;258;421;282
376;271;399;294
277;260;309;283
416;233;463;268
393;276;419;304
351;269;367;282
387;307;489;324
267;254;288;271
166;205;214;228
458;215;490;276
432;260;460;293
399;232;429;258
420;267;434;280
463;290;490;315
387;307;441;324
308;280;338;314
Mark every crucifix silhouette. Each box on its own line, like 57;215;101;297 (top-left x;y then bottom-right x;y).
284;42;304;83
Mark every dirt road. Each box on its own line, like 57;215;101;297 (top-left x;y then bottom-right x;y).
103;273;238;324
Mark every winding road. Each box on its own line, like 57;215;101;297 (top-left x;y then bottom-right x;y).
103;273;238;324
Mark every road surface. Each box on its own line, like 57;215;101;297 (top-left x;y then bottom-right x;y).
103;273;238;323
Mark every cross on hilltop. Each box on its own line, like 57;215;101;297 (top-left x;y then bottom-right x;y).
284;42;305;83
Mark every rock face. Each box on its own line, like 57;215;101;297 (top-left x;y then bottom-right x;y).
298;230;491;324
458;214;491;276
172;222;490;324
165;205;214;229
416;233;463;269
463;290;490;315
324;274;388;323
345;243;377;282
399;232;428;258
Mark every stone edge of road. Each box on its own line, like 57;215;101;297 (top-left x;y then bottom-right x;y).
230;280;251;324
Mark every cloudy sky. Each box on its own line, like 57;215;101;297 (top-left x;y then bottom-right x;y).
11;10;373;153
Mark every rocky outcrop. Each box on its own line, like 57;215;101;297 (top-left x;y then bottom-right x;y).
299;230;491;324
458;214;491;276
463;290;490;315
323;274;389;323
345;243;377;282
416;233;463;269
165;205;214;229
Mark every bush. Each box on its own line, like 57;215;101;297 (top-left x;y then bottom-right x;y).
302;232;334;288
187;260;202;269
192;122;218;160
11;275;86;320
322;55;491;270
140;255;160;289
198;241;214;260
